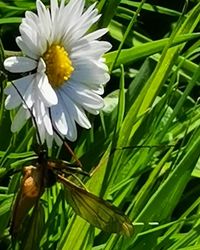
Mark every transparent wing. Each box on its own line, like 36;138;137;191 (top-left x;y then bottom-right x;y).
58;175;133;237
10;166;44;237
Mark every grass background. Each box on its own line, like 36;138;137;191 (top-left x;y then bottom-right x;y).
0;0;200;249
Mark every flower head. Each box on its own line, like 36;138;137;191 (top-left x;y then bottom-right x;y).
4;0;111;146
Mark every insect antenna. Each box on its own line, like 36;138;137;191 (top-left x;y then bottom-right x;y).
10;81;43;147
8;81;48;239
50;111;83;168
113;144;175;151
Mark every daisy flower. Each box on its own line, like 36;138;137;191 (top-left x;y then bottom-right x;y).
4;0;111;146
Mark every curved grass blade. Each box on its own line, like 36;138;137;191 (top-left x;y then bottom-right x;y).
58;174;133;237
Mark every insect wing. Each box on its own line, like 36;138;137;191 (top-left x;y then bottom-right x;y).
58;175;133;237
10;165;44;237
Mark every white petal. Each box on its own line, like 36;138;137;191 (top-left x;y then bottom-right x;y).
50;0;66;43
71;41;111;59
51;99;68;135
59;89;91;129
63;5;100;45
92;85;104;95
11;106;30;132
33;101;46;143
39;101;53;136
4;57;37;73
44;114;53;136
20;12;47;55
35;99;53;136
62;83;104;111
83;106;99;115
54;132;63;146
36;0;51;44
16;37;38;59
66;0;84;20
64;111;77;141
50;0;58;21
5;95;21;110
20;9;48;54
37;58;46;73
52;0;84;43
23;80;34;109
20;24;42;56
71;62;109;85
52;98;78;141
37;123;46;144
4;74;35;109
37;73;58;106
56;94;77;141
83;28;108;41
25;10;38;24
46;132;54;148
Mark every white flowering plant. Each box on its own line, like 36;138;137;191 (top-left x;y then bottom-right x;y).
0;0;200;249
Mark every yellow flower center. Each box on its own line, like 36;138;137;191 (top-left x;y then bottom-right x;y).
43;44;74;88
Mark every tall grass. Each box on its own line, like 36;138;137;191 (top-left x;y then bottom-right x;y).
0;0;200;249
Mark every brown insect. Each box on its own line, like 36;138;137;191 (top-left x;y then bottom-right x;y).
10;146;133;238
9;81;133;239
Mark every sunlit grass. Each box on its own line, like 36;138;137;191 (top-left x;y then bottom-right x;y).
0;0;200;250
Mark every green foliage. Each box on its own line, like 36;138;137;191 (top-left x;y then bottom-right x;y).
0;0;200;249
